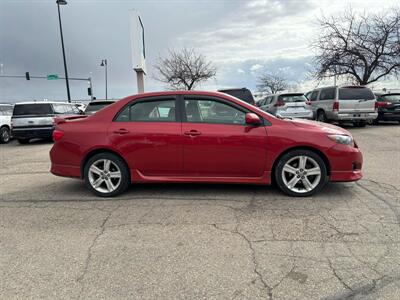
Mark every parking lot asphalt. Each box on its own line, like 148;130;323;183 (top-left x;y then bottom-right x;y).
1;124;399;300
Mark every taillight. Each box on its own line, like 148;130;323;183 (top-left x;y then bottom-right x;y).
375;102;391;108
53;130;64;141
274;100;284;107
333;101;339;111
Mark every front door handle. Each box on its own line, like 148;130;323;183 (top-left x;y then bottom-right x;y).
113;128;129;134
184;130;202;136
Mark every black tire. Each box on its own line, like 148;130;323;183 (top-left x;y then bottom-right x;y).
353;121;366;127
316;110;327;123
372;119;379;125
0;126;11;144
17;138;30;144
84;152;130;197
275;149;328;197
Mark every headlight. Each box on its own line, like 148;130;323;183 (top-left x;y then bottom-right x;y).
327;134;354;146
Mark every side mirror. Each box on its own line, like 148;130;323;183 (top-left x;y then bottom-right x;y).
245;113;261;126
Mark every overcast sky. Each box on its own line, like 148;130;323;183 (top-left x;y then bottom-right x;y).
0;0;398;102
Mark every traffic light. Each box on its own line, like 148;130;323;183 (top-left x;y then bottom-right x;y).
87;87;92;96
25;72;30;80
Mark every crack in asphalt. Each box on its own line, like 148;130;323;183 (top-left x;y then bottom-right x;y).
76;205;120;299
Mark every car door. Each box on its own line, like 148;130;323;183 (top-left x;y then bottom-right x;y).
109;96;183;176
181;96;267;177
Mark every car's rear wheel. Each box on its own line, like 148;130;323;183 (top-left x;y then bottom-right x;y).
0;127;10;144
275;150;328;197
316;110;327;122
84;153;130;197
17;138;30;144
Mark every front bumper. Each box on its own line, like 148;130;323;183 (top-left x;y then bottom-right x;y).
327;143;363;182
12;127;54;139
333;112;377;121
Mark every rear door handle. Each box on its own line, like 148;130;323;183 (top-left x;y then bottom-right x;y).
113;128;129;134
184;130;202;136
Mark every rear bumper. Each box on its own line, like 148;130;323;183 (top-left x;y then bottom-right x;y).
12;127;54;139
332;112;377;121
50;163;81;179
377;111;400;121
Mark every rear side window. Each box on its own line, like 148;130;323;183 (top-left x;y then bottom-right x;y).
115;99;176;122
339;88;375;100
13;104;53;116
319;88;336;100
85;102;113;113
278;94;307;102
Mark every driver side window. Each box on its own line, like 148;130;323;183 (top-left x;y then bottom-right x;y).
184;98;246;125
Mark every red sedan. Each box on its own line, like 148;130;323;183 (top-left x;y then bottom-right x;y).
50;91;363;197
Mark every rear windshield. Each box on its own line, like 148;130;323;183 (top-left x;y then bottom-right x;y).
13;104;53;116
220;90;255;104
278;94;307;102
85;102;113;113
339;88;375;100
379;94;400;103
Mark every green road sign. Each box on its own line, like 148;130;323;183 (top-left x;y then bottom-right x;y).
47;74;59;80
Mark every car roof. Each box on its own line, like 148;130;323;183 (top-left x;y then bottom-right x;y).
87;100;117;104
14;101;74;105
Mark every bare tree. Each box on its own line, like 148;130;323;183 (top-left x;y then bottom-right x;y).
257;72;289;94
313;8;400;85
155;48;216;90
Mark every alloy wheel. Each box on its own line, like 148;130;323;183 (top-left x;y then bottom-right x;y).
88;159;122;194
281;155;322;193
2;128;10;143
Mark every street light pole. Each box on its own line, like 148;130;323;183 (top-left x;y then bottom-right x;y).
100;59;108;99
56;0;71;102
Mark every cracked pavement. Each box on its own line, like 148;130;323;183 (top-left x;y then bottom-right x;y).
0;124;399;299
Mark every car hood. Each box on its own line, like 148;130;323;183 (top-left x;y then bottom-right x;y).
289;119;352;136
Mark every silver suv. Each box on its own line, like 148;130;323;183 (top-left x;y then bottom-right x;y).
12;102;81;144
305;86;377;127
258;93;313;119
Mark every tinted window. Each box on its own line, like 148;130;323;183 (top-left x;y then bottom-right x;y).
115;99;176;122
310;91;319;101
85;102;113;113
319;88;336;100
379;94;400;103
219;89;255;104
184;98;245;125
13;104;53;116
278;94;307;102
339;88;375;100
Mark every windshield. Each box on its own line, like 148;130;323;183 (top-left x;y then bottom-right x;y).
13;104;53;116
278;94;307;102
85;102;113;113
0;105;13;116
339;88;375;100
380;94;400;103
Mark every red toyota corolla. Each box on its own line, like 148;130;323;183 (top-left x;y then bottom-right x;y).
50;91;363;197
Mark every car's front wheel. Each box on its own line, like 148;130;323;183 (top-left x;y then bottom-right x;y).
275;150;328;197
84;153;130;197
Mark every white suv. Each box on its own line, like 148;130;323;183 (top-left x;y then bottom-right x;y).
305;85;377;127
0;104;13;143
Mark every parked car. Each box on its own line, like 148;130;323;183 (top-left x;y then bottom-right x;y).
258;93;313;119
218;88;256;105
12;102;81;144
74;103;87;113
374;93;400;124
50;91;363;197
85;100;116;115
0;104;13;143
305;86;377;127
